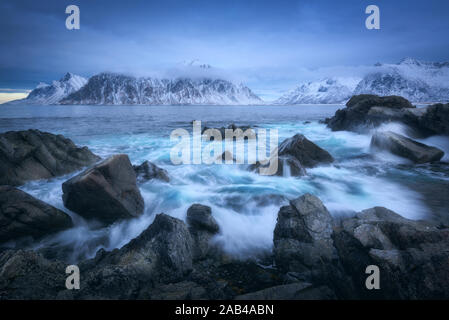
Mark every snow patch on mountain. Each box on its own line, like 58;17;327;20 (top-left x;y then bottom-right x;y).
354;58;449;103
274;77;360;104
6;73;88;105
60;73;262;105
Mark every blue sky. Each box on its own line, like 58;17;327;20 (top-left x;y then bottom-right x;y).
1;0;449;100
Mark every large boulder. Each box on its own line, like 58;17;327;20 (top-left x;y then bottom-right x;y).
62;154;144;224
325;94;416;132
0;186;73;243
250;134;332;176
273;194;336;274
76;213;194;298
0;129;100;186
326;95;449;137
133;160;169;183
278;134;334;168
370;131;444;163
186;204;220;260
334;207;449;299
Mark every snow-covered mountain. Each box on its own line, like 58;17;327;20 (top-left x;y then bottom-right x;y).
274;78;360;104
6;73;87;105
275;58;449;105
60;73;262;105
354;58;449;102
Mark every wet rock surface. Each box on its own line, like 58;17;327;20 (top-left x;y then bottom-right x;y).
325;94;449;137
0;129;100;186
0;186;73;243
0;195;448;300
371;131;444;163
133;160;169;183
62;154;144;225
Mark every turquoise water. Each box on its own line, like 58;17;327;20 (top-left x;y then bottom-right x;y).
1;104;448;262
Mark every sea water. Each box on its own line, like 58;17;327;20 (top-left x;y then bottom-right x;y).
1;104;448;262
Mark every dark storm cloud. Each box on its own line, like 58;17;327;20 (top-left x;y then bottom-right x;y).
1;0;448;94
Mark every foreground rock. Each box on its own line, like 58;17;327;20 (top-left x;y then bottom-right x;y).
334;207;449;299
133;160;169;183
272;194;352;298
1;196;448;300
325;94;449;137
62;154;144;224
0;186;73;243
186;204;220;260
278;134;334;168
371;131;444;163
0;129;100;186
0;250;67;299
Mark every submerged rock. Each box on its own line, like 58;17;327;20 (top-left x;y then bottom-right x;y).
186;204;220;260
133;160;169;183
0;129;100;186
370;131;444;163
0;186;73;243
62;154;144;224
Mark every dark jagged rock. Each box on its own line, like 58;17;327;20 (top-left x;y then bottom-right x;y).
334;207;449;299
62;154;144;225
325;95;415;132
418;103;449;135
346;94;414;110
0;250;67;299
1;195;448;300
273;194;336;273
0;129;100;186
133;160;169;183
74;213;194;299
278;134;334;168
186;204;220;260
370;131;444;163
326;94;449;137
0;186;73;243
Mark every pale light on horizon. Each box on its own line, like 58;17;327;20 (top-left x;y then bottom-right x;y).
0;92;30;104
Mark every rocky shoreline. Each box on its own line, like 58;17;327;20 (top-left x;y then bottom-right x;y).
0;94;448;299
